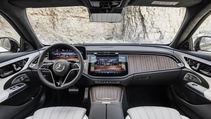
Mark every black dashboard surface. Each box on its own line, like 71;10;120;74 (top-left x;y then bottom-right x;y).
0;50;38;63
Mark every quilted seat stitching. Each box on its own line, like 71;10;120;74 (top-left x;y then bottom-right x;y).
135;108;142;119
71;108;78;119
50;108;55;117
64;107;72;119
151;106;157;119
49;107;56;119
56;107;63;119
168;109;173;119
41;108;47;119
143;107;150;119
159;107;165;119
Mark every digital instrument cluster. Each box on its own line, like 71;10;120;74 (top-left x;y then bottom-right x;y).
48;46;86;60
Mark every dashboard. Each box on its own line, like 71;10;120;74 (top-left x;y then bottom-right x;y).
31;46;182;78
28;45;185;85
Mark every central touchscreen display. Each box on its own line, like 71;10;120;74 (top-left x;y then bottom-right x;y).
88;55;128;76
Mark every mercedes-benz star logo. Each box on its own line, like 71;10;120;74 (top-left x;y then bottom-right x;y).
55;62;65;72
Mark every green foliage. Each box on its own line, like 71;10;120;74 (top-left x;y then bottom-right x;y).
106;37;113;40
201;43;211;48
91;63;95;67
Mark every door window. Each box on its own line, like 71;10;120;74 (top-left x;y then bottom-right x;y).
0;14;20;52
192;14;211;51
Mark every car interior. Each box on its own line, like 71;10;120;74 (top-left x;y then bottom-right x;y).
0;0;211;119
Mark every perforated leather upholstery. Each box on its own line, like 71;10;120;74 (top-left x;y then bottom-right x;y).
25;107;88;119
126;106;189;119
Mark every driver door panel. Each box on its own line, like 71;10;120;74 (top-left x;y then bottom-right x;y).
172;51;211;119
0;51;44;119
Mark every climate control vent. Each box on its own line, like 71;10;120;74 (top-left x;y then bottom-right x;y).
0;58;28;78
185;57;211;77
29;56;39;69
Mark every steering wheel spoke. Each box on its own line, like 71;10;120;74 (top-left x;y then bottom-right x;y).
61;67;80;86
39;62;54;69
39;68;57;87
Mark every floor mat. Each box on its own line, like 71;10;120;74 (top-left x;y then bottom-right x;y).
126;85;171;108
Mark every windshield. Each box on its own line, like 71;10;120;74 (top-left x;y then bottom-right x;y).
26;6;186;45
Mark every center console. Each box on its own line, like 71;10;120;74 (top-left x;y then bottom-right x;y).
91;85;122;102
89;85;126;119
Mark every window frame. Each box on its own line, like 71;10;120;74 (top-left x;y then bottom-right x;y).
0;11;24;52
187;10;211;51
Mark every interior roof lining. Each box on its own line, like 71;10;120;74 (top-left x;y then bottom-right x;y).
8;0;203;8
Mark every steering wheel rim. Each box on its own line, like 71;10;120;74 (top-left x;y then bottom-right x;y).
37;43;84;90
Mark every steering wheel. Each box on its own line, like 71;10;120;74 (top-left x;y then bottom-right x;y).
37;43;84;90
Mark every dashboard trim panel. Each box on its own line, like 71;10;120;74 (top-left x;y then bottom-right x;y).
83;54;181;77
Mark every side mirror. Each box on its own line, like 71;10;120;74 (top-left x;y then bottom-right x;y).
0;37;20;53
194;36;211;51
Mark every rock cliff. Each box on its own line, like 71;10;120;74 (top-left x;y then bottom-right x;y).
0;6;187;44
26;6;186;44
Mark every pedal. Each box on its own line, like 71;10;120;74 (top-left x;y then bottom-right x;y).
68;87;79;94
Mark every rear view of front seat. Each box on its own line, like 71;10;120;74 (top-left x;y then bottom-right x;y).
126;106;189;119
26;107;88;119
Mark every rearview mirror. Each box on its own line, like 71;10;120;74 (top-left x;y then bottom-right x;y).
89;13;122;22
0;37;20;52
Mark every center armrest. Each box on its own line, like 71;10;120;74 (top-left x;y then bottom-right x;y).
90;85;123;103
89;85;125;119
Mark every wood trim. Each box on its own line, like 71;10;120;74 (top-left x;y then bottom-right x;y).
83;55;180;75
91;85;122;102
127;55;180;74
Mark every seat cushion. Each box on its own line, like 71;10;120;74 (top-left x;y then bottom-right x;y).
26;106;87;119
126;106;189;119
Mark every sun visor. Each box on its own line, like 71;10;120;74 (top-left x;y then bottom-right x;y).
89;13;122;23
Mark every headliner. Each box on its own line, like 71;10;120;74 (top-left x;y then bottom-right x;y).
9;0;202;8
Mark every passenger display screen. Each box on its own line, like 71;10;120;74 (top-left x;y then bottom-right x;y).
48;47;86;60
88;55;128;76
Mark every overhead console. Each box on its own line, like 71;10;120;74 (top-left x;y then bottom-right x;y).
88;55;128;76
83;0;130;22
87;0;129;12
89;0;124;8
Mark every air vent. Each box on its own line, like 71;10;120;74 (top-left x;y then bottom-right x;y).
0;58;28;78
29;56;39;69
185;57;211;77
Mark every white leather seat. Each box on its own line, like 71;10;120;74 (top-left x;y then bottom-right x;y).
126;106;189;119
26;107;88;119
